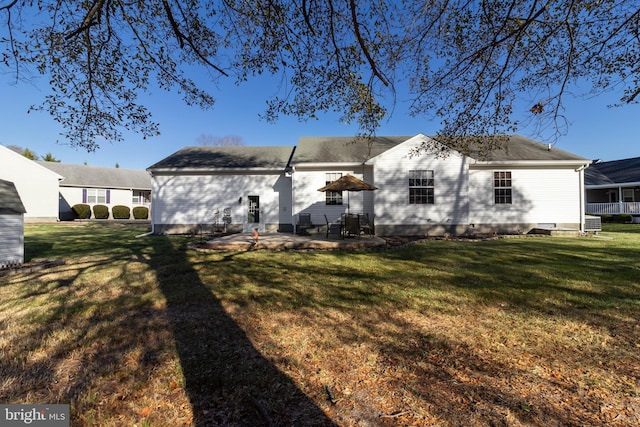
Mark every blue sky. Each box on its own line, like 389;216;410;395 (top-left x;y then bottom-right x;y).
1;70;638;170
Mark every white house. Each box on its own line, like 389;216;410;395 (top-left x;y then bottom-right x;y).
36;161;152;220
0;144;62;222
0;179;27;268
147;146;294;234
147;134;591;236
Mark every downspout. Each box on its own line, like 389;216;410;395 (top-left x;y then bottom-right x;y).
285;147;296;235
135;225;154;238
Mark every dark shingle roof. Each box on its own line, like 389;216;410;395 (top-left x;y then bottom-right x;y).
292;134;588;164
36;161;151;189
292;136;411;163
585;157;640;186
460;135;589;162
0;179;26;214
147;146;295;170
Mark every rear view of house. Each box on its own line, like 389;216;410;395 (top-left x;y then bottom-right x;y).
0;179;27;267
147;134;591;236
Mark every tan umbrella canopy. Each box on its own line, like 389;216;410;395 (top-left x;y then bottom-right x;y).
318;174;377;213
317;174;377;192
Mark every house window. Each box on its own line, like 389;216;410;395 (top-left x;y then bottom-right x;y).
409;170;434;204
86;188;107;204
494;171;512;204
325;173;343;205
132;191;150;205
622;189;634;202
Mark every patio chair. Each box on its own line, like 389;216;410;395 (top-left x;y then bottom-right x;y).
297;213;314;235
343;214;360;237
358;213;374;237
324;214;342;239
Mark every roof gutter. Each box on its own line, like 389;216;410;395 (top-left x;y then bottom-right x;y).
471;160;591;167
148;167;286;174
585;181;640;189
292;162;365;169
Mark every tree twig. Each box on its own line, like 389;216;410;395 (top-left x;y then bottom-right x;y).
379;410;411;418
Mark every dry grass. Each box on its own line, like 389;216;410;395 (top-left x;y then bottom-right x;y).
1;223;638;426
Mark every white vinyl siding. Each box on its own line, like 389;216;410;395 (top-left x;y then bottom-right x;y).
0;213;24;267
469;167;582;225
0;145;61;221
371;135;469;227
152;173;286;229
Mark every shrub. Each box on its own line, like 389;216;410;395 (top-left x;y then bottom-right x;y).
599;214;614;223
132;206;149;220
112;205;131;220
614;214;633;223
93;204;109;219
71;203;91;219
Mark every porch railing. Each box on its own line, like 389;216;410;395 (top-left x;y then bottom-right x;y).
586;202;640;215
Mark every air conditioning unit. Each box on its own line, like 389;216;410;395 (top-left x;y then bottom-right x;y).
584;215;601;232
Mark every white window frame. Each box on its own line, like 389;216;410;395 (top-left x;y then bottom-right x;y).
87;188;107;204
409;170;434;204
494;171;512;204
325;173;343;205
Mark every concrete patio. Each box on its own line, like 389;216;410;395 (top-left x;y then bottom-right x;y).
191;232;388;251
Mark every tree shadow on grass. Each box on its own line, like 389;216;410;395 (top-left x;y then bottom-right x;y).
148;236;336;426
1;225;334;426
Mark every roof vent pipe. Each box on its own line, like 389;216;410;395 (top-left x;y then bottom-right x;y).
548;143;551;151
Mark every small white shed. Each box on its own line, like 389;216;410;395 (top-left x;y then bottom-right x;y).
0;179;27;268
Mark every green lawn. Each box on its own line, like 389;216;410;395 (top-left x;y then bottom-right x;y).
1;223;638;426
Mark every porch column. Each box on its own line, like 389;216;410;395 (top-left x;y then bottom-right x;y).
619;187;623;213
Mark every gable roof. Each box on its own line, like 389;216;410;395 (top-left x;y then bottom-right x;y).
36;161;151;190
292;134;588;165
585;157;640;186
0;179;26;214
147;146;295;171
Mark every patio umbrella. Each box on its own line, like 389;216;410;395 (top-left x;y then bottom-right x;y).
317;174;377;213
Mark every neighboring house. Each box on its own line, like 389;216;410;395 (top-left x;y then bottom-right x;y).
148;134;591;236
0;179;27;267
36;161;152;220
147;146;294;234
0;144;62;222
585;157;640;218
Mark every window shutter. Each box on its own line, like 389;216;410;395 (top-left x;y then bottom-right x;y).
82;189;87;203
106;190;111;204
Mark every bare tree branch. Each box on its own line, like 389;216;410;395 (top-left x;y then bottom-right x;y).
349;0;389;87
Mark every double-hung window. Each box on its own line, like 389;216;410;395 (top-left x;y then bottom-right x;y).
325;173;343;205
409;170;434;204
86;188;107;204
494;171;512;204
